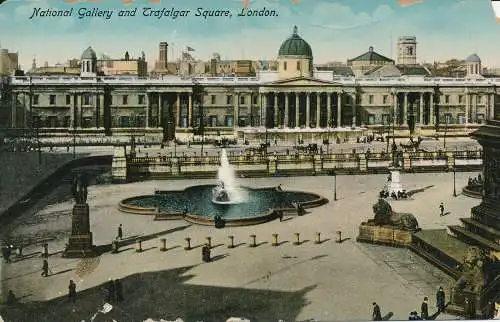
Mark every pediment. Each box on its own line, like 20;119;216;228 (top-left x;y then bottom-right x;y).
266;76;341;86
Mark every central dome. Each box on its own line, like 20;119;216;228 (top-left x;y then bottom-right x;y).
278;26;312;58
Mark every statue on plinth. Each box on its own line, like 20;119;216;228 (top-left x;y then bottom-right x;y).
63;174;96;258
372;198;419;231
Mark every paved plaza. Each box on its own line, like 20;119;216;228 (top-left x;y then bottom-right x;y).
0;167;481;321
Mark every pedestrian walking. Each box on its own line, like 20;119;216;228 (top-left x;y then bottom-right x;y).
115;279;123;302
421;297;429;320
436;286;446;312
68;280;76;302
464;298;474;320
439;202;445;216
106;279;115;302
117;224;123;240
372;302;382;321
41;259;49;277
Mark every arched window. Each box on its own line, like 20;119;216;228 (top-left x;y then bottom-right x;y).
407;47;413;56
296;61;301;71
283;62;287;71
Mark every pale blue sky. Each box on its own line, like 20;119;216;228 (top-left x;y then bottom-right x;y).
0;0;499;70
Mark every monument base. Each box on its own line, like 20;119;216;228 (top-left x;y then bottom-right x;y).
447;276;500;318
62;233;96;258
356;221;413;247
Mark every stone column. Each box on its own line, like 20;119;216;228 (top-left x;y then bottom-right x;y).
22;93;27;127
261;93;266;126
472;94;477;124
306;92;310;127
393;92;398;125
188;93;193;127
284;93;289;127
430;93;434;125
234;93;240;128
295;93;299;128
316;92;321;128
403;92;408;126
489;93;495;120
273;92;278;128
337;92;342;127
99;93;105;128
465;91;470;125
326;93;331;127
158;93;162;127
11;92;17;128
145;93;149;128
351;93;357;127
418;92;424;125
95;93;100;128
70;94;75;128
77;94;82;128
176;92;180;127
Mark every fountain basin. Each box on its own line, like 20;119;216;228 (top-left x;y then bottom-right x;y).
119;185;328;226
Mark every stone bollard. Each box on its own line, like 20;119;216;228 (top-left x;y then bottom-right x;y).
111;240;119;254
293;233;300;245
314;232;321;244
42;243;49;258
184;237;192;250
249;234;257;247
228;235;235;249
160;238;167;251
335;231;342;243
206;237;212;249
135;239;142;252
272;233;279;247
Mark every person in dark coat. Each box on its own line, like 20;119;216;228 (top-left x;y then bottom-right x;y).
439;202;445;216
117;224;123;240
6;290;16;305
421;297;429;320
41;259;49;277
115;279;123;302
68;280;76;302
464;298;473;320
483;300;494;319
106;279;115;302
372;302;382;321
436;286;445;312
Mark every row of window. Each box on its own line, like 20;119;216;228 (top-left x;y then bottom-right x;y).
33;94;260;106
364;94;488;105
282;61;302;71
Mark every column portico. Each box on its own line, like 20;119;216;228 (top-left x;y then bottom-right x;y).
284;93;289;127
11;92;17;128
326;93;331;127
337;92;342;127
273;93;278;128
295;93;299;128
158;93;162;127
419;92;424;125
261;93;266;127
234;92;240;128
316;92;321;128
176;93;180;127
188;93;193;127
306;92;310;127
465;90;470;125
403;92;408;126
351;93;356;127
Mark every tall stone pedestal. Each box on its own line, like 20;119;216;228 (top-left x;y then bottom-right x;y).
63;203;96;258
385;167;404;194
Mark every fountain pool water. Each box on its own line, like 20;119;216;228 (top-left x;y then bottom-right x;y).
212;149;247;204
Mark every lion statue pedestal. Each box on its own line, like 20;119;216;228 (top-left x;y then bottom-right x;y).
357;199;420;247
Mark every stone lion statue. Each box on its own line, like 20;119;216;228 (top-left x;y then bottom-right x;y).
372;198;419;231
456;246;487;292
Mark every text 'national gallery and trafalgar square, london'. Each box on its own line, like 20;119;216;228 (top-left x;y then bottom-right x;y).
2;26;500;142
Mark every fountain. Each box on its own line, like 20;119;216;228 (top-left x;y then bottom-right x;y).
212;149;247;204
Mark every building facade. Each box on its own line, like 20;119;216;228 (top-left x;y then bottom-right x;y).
4;26;500;141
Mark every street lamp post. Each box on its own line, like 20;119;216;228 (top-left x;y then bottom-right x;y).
328;170;337;201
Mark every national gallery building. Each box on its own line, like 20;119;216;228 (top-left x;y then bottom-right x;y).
4;26;500;141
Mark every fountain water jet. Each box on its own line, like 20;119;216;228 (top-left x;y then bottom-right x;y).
212;149;247;204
